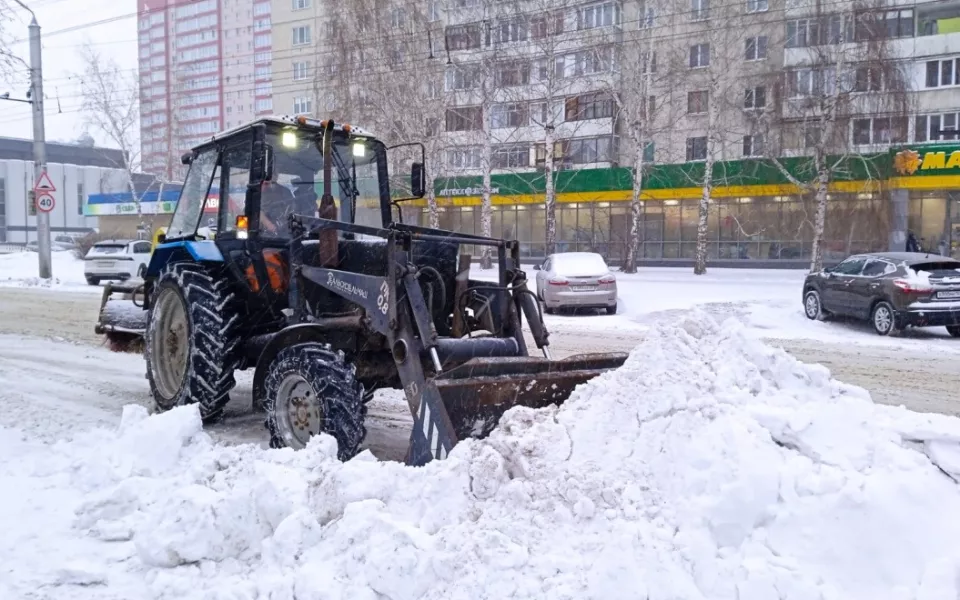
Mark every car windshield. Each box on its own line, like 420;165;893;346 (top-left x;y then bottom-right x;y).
553;253;608;276
260;127;387;239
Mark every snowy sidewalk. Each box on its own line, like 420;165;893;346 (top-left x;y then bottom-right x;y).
2;313;959;599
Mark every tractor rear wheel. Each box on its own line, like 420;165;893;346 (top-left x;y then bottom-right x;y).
263;343;366;461
145;262;240;422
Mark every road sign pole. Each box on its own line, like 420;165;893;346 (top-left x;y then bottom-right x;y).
29;15;51;279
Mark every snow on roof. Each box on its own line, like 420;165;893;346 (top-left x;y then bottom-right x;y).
33;311;960;598
552;251;609;275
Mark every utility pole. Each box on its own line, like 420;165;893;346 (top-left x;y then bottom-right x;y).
5;1;50;278
29;14;50;279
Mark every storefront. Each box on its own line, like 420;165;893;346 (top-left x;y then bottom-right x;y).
890;144;960;259
419;153;895;265
84;186;219;240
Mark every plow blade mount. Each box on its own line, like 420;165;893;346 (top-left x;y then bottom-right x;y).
94;282;148;353
407;352;628;465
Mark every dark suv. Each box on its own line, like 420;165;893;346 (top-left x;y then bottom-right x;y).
802;252;960;336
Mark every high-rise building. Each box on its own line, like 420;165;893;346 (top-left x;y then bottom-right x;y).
138;0;273;180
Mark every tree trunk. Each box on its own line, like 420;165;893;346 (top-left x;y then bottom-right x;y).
810;165;830;273
479;90;494;269
427;186;439;229
694;143;714;275
544;125;557;256
623;126;644;274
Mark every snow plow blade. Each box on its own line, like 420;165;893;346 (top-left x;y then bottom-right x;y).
406;352;628;465
94;281;148;353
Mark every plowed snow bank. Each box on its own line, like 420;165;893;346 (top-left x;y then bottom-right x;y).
6;311;960;599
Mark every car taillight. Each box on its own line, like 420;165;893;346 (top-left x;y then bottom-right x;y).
548;277;568;286
599;275;616;284
893;278;933;293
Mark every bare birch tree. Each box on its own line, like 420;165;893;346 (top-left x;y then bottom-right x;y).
614;0;677;273
78;42;149;227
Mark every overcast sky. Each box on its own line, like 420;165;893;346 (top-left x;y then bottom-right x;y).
2;0;137;147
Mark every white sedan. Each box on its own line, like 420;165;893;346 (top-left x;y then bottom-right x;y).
84;239;152;285
533;251;618;315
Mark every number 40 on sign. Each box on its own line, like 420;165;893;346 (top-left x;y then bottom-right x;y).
36;194;55;213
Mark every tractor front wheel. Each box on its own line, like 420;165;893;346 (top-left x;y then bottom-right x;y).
145;263;240;422
263;343;366;460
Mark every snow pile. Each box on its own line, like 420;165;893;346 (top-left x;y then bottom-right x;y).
11;312;960;599
0;250;91;289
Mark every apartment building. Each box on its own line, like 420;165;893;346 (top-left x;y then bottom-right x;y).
137;0;274;180
270;0;960;262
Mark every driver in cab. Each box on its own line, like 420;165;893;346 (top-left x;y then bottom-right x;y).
259;178;319;236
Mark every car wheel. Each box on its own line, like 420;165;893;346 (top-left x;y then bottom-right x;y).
137;264;147;278
947;325;960;338
871;301;900;336
803;290;828;321
85;276;99;286
606;303;617;315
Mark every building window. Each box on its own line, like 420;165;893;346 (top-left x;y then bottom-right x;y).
744;86;766;109
293;96;312;114
491;103;529;128
691;0;709;20
746;0;768;12
689;43;709;68
293;61;310;80
578;2;620;30
492;144;531;169
854;66;882;92
390;7;406;28
686;136;707;161
742;135;764;157
428;0;441;21
445;24;482;50
531;11;565;38
495;16;529;44
445;106;483;132
445;64;480;91
787;68;815;97
745;36;767;60
639;5;655;28
687;90;708;114
925;58;960;88
855;9;914;41
564;92;614;121
292;0;310;10
292;25;311;46
446;146;483;169
555;136;616;165
852;117;907;145
915;113;960;142
786;18;820;47
495;61;530;87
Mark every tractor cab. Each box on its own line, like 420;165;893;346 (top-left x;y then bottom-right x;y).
145;115;427;329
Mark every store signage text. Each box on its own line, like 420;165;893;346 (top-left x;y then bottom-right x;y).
894;148;960;175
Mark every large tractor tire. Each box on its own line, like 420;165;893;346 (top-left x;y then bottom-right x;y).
145;262;240;422
263;342;366;461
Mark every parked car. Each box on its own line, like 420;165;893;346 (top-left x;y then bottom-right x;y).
25;237;76;252
802;251;960;336
83;239;153;285
533;251;618;315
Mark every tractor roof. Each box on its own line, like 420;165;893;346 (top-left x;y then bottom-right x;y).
192;115;375;151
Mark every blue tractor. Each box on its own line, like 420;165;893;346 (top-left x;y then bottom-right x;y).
94;115;627;465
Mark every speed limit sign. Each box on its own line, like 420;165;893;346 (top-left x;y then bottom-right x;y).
36;193;55;213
